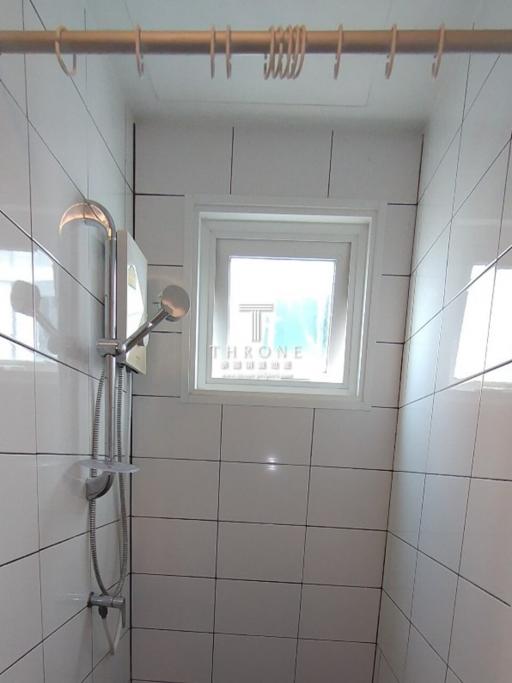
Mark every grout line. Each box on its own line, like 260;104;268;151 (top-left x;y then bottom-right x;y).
229;126;235;195
210;404;223;682
135;192;186;198
292;408;315;683
326;130;334;198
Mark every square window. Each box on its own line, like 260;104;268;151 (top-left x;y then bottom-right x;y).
185;199;377;407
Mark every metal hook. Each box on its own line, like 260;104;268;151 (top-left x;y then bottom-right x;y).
385;24;398;79
334;24;343;78
432;24;446;78
210;26;216;78
54;25;77;77
264;26;276;79
225;25;232;78
293;25;307;79
134;25;144;77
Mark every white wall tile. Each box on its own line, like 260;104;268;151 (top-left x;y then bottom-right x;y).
382;205;416;276
0;1;25;111
409;230;449;336
388;472;424;547
449;578;512;683
296;640;374;683
383;534;417;617
132;628;212;683
0;339;36;453
411;554;457;661
0;454;38;565
400;314;442;405
0;646;44;683
0;554;42;672
427;379;482;476
133;332;181;396
134;195;184;265
455;56;512;211
133;458;219;519
136;122;232;194
461;478;512;604
304;528;385;587
40;533;90;637
394;395;433;472
43;609;92;683
37;454;88;547
419;475;469;571
28;128;90;290
218;522;304;582
378;593;409;681
375;650;400;683
213;634;296;683
132;574;214;631
132;396;221;459
404;626;446;683
499;153;512;253
313;408;396;469
330;130;421;203
219;462;308;524
445;146;508;301
132;517;216;576
485;249;512;371
0;83;30;233
473;366;512;480
374;276;409;343
435;267;495;390
300;585;380;641
93;631;130;683
308;468;391;530
367;343;402;407
231;125;331;198
222;405;313;465
215;579;300;637
34;355;91;454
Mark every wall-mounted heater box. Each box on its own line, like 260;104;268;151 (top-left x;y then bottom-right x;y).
116;230;148;374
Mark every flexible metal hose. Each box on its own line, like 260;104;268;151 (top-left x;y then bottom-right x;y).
89;367;129;598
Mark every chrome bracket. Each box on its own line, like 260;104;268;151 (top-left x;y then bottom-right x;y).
96;338;120;357
85;471;115;500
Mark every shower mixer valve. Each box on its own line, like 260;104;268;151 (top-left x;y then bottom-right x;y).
89;592;126;628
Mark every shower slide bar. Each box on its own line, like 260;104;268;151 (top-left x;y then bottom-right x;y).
0;27;511;80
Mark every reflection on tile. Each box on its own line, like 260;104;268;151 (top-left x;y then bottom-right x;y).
0;213;35;347
0;337;36;453
485;249;512;371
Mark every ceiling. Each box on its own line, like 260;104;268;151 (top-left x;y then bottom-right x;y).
88;0;488;127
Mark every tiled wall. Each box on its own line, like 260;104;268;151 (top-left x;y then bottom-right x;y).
375;8;512;683
131;121;421;682
0;1;132;681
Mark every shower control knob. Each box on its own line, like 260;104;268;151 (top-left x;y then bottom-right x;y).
99;605;108;619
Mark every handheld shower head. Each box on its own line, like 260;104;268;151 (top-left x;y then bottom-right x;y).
119;284;190;355
160;285;190;322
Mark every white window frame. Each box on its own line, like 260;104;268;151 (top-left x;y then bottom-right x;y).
183;196;384;409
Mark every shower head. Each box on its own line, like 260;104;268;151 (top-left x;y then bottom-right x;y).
160;284;190;322
119;284;190;355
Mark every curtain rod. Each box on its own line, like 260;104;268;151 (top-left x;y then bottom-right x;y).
0;28;511;55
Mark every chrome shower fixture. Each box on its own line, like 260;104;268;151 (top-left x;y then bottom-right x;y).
116;284;190;355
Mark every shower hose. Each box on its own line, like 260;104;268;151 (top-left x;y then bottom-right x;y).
89;365;130;655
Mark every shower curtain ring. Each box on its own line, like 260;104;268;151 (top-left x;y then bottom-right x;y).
210;26;216;78
293;25;307;79
385;24;398;79
280;25;293;79
288;25;301;79
55;25;77;77
432;24;446;78
334;24;344;78
225;25;232;78
134;25;144;77
264;26;276;79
